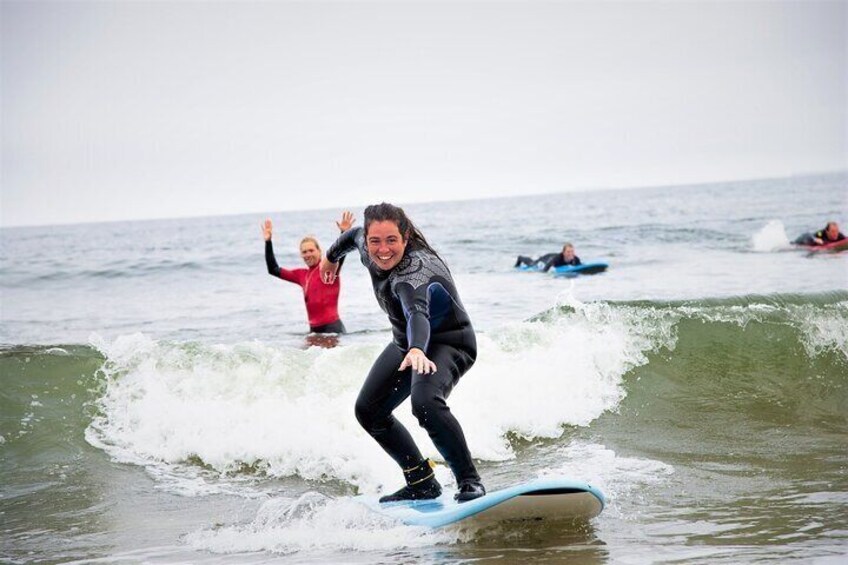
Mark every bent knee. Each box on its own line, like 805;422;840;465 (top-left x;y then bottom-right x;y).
410;385;444;422
354;399;374;429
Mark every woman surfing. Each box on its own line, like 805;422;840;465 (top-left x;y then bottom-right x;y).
319;203;485;503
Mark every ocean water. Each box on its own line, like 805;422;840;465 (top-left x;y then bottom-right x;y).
1;173;847;563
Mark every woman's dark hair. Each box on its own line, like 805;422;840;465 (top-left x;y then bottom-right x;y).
363;203;441;259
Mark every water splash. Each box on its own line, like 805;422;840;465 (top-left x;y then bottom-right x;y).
752;220;792;252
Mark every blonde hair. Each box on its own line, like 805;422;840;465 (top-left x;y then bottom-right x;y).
562;242;574;252
300;236;321;252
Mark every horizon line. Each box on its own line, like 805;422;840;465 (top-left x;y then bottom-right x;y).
2;169;845;230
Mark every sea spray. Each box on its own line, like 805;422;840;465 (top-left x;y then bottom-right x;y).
752;220;792;252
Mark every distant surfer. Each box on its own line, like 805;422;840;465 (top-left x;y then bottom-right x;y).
263;211;354;334
319;203;486;503
793;221;846;246
515;243;582;271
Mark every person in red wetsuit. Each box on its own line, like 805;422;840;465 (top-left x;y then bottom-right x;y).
263;211;354;333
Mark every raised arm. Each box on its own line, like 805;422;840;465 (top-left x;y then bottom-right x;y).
262;218;301;284
265;239;282;276
333;211;355;274
326;226;361;262
321;226;362;283
262;219;281;276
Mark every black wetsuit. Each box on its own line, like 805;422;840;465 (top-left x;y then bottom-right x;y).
326;227;480;484
515;252;582;271
794;228;847;246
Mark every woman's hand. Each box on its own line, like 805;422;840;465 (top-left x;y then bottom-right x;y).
399;348;437;375
336;211;355;232
320;256;339;284
261;219;273;241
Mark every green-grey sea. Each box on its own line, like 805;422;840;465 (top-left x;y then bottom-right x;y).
2;173;847;563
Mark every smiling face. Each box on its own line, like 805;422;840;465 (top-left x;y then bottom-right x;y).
300;240;321;268
366;220;407;271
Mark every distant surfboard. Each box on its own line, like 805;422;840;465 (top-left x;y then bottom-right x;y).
515;262;609;275
359;477;605;528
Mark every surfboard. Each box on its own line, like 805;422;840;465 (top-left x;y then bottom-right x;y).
552;262;609;276
359;477;605;528
793;239;848;253
515;262;609;275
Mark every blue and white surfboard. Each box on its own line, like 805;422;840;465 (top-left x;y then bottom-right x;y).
359;477;605;528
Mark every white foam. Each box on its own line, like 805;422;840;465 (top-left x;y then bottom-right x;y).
185;492;455;555
86;301;676;495
792;302;848;362
752;220;792;252
541;441;674;516
88;333;402;493
452;300;678;462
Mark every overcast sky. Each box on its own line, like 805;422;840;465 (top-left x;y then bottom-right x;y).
2;0;845;227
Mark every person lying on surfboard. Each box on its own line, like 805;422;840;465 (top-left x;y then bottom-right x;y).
794;221;846;246
262;211;354;334
514;242;582;271
319;202;486;503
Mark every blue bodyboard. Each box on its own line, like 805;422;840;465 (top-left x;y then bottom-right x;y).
552;262;608;276
359;477;605;528
515;262;609;276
